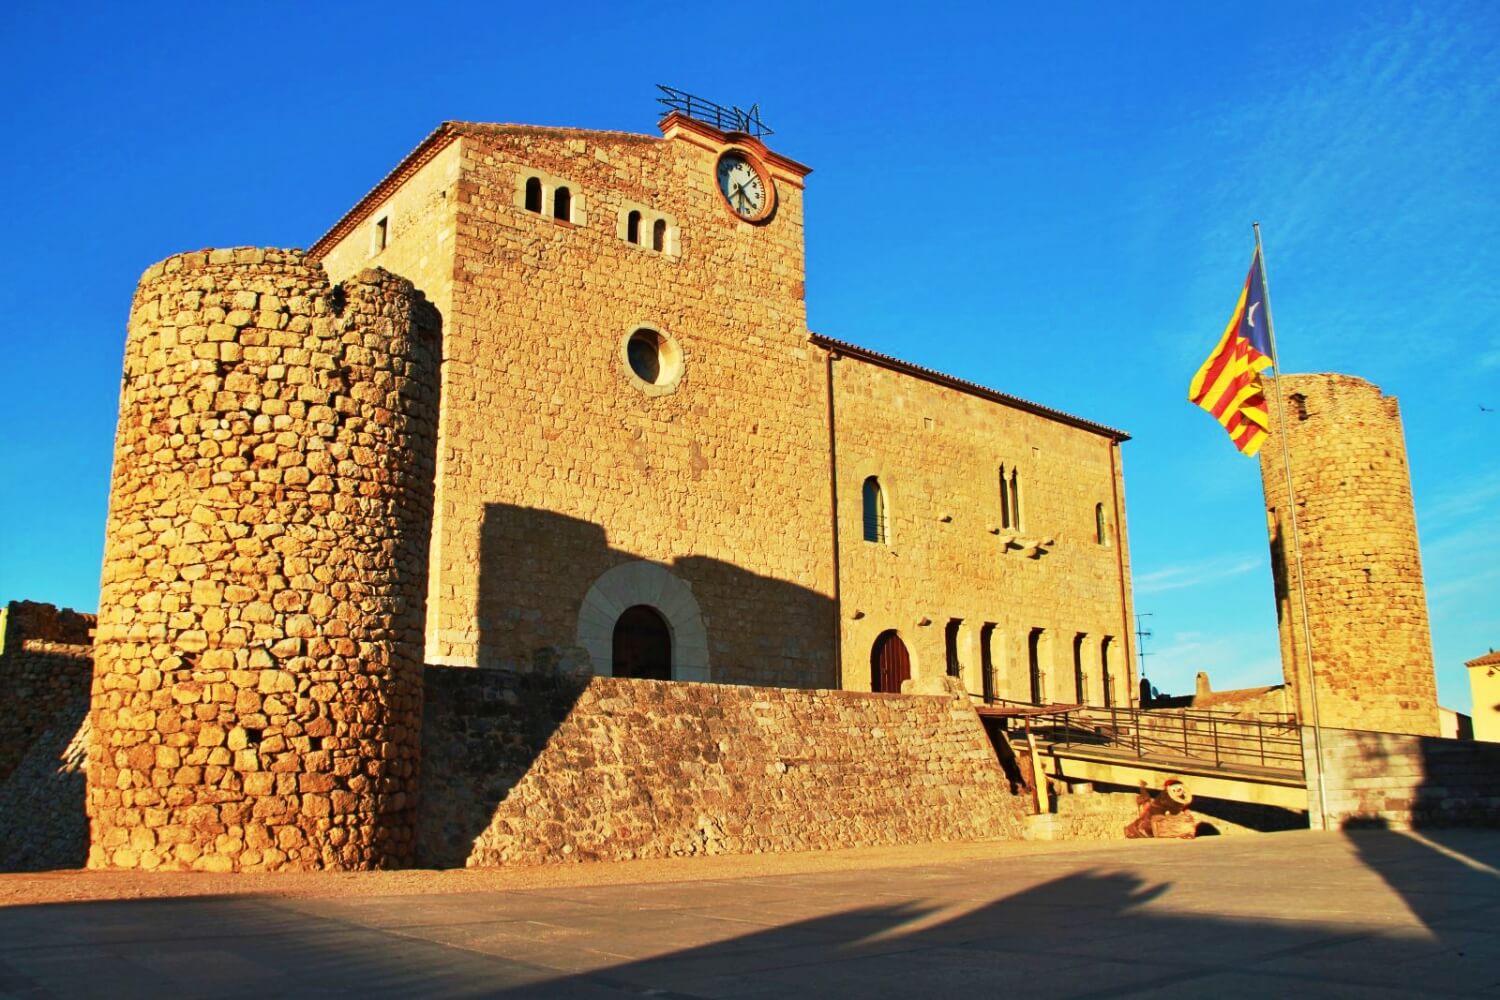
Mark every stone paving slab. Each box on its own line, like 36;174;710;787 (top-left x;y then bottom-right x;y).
2;830;1499;997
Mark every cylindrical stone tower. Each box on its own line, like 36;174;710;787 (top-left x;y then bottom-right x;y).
88;248;440;871
1259;373;1439;737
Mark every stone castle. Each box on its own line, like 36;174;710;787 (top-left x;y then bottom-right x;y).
0;105;1448;871
81;110;1137;870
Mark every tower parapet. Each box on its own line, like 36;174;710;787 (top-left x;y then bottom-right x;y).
1260;373;1439;736
88;248;440;871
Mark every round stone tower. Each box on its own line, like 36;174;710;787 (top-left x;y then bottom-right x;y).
1259;373;1439;736
88;249;440;871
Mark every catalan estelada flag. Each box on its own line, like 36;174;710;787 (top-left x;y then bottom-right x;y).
1188;248;1275;456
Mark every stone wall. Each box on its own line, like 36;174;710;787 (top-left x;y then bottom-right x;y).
311;116;1146;706
1305;726;1500;829
319;122;837;687
827;348;1134;704
1025;789;1286;841
1260;374;1439;736
88;249;440;871
0;698;89;872
0;601;95;782
419;669;1026;868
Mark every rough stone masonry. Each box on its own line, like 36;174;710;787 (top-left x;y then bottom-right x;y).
1260;374;1439;737
89;250;440;871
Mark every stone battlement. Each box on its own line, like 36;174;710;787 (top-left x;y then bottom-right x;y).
0;600;94;656
0;601;94;785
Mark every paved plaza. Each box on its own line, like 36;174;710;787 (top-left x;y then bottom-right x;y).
2;829;1499;998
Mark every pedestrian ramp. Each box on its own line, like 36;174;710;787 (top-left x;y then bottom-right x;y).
976;701;1310;811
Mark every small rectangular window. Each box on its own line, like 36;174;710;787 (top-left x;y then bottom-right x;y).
375;216;389;251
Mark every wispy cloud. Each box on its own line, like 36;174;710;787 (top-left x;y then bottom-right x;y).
1145;4;1500;373
1143;630;1283;696
1411;468;1500;702
1134;554;1263;595
1420;470;1500;533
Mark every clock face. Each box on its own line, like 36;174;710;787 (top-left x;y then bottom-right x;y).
716;151;773;221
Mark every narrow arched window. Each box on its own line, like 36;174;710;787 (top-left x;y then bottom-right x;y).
626;210;641;244
999;465;1011;529
652;218;667;252
1028;627;1045;704
945;618;963;678
1009;469;1022;532
1096;503;1107;545
1100;636;1114;707
524;177;542;213
862;476;886;543
1073;633;1087;704
979;623;997;703
553;185;571;222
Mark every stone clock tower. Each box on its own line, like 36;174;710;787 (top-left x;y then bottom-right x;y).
316;108;836;690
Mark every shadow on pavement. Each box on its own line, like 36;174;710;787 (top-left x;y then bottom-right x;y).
4;832;1500;997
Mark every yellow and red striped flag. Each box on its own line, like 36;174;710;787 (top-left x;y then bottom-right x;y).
1188;248;1274;456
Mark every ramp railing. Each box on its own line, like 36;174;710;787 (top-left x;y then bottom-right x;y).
993;699;1304;780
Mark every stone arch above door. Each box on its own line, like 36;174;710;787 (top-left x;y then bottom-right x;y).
575;561;710;681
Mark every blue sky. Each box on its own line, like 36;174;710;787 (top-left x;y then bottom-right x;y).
1;2;1495;712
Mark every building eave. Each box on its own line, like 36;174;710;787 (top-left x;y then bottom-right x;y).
309;122;462;260
308;120;666;260
810;333;1131;442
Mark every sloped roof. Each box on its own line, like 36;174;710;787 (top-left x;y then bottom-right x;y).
309;121;660;259
810;334;1130;441
1466;650;1500;669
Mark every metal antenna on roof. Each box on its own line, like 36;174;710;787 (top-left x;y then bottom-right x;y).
1135;612;1153;680
656;85;774;138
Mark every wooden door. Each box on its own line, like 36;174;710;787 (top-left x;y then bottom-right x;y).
870;630;910;693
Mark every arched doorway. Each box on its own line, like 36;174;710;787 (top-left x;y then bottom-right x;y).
576;561;710;681
612;605;672;680
870;630;911;693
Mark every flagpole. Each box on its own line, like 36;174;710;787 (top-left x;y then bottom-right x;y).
1254;222;1330;830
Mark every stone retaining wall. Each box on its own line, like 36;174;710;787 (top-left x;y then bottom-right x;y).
0;698;89;872
1305;726;1500;829
0;601;95;783
420;670;1026;868
1026;788;1302;841
5;656;1028;871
